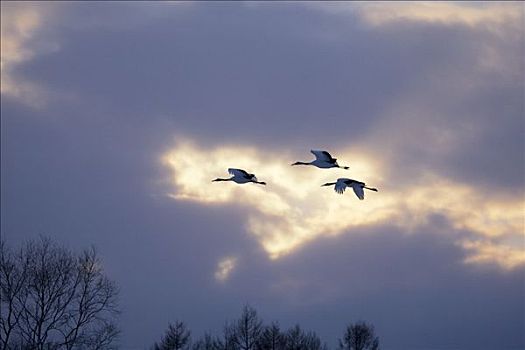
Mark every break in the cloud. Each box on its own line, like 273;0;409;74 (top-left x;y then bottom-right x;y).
163;138;524;270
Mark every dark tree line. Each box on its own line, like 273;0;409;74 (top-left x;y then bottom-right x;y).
1;237;379;350
0;237;120;349
152;306;379;350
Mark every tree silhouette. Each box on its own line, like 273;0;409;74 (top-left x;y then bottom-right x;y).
154;321;191;350
212;321;238;350
2;238;384;350
284;325;325;350
339;321;379;350
191;332;214;350
229;305;263;350
0;237;120;349
257;322;286;350
156;306;380;350
0;241;26;348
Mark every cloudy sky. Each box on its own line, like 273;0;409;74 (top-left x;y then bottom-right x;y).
1;2;524;349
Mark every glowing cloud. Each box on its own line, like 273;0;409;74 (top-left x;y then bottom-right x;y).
317;2;523;29
162;138;525;270
214;256;238;282
461;239;525;271
0;2;59;107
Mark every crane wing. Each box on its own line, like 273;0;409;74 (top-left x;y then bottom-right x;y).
351;183;365;200
334;179;347;194
228;168;251;179
311;150;336;163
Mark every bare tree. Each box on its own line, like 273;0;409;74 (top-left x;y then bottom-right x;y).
154;321;191;350
230;305;263;350
339;321;379;350
214;321;238;350
153;306;376;350
0;241;28;348
0;237;120;349
257;322;286;350
192;332;216;350
284;325;324;350
302;331;324;350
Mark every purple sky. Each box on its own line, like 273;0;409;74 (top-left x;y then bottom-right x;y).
1;2;524;349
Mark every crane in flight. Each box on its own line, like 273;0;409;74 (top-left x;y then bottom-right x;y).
212;168;267;185
322;178;377;199
292;150;349;169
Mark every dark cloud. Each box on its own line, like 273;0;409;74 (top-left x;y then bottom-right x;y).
16;2;523;192
15;4;468;145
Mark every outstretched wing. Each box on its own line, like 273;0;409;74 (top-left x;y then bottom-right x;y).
311;150;336;163
228;168;251;179
351;183;365;200
334;179;348;194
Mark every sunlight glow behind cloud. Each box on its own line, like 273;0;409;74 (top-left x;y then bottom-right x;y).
461;239;525;271
163;139;524;270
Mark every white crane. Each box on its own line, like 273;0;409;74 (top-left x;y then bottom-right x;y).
212;168;267;185
292;150;349;169
322;178;377;199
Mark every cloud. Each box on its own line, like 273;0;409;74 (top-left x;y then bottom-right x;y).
214;256;238;282
315;2;523;29
461;239;525;270
0;2;60;107
309;2;523;85
0;2;194;108
327;3;524;192
162;138;524;270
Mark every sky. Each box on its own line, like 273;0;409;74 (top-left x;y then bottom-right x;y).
1;2;524;349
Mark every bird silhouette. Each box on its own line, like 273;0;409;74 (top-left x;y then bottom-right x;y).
212;168;267;185
292;150;349;169
322;178;377;199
